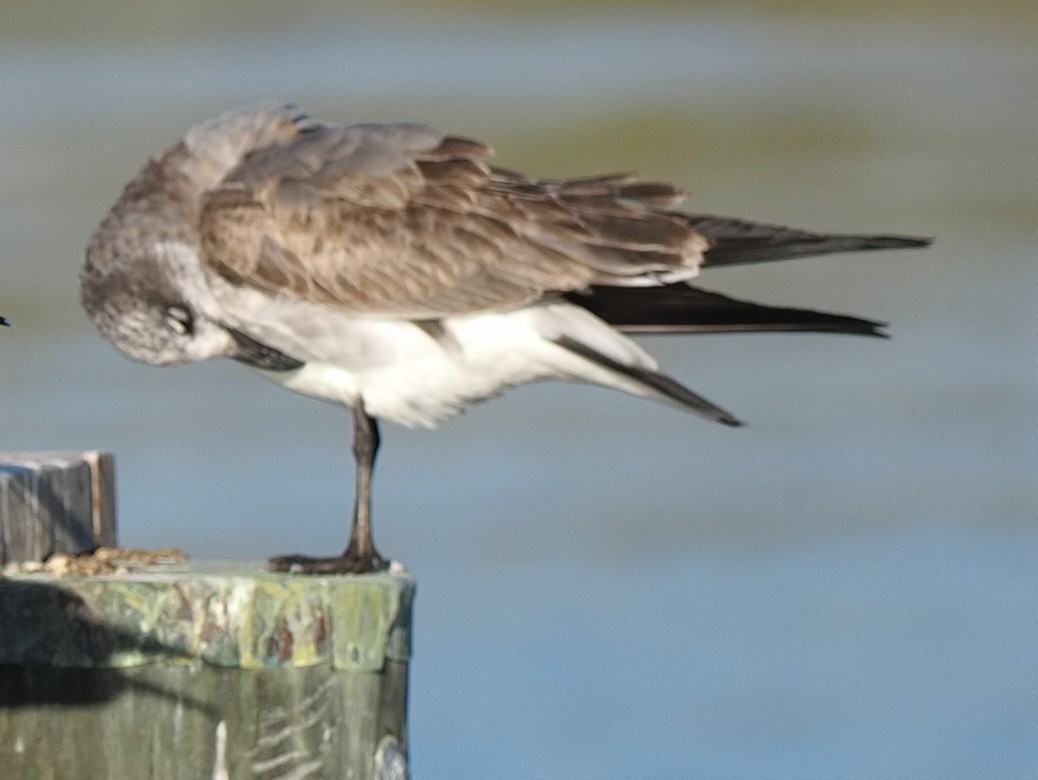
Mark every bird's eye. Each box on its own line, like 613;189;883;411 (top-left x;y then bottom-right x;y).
165;305;195;336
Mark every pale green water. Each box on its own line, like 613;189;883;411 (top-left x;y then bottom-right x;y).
1;5;1036;777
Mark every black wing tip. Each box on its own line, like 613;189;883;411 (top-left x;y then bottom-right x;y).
839;318;889;338
693;215;935;268
572;284;892;339
0;316;10;327
553;335;743;426
862;234;933;250
621;319;891;338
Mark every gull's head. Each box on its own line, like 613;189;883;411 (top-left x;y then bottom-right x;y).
81;240;234;367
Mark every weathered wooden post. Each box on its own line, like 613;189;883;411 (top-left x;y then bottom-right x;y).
0;453;413;780
0;451;116;565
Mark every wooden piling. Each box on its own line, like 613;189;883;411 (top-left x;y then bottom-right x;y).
0;451;116;565
0;454;413;780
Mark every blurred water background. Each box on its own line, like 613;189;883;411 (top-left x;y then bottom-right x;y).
1;1;1036;777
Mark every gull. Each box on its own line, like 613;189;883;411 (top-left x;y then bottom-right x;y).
81;103;929;574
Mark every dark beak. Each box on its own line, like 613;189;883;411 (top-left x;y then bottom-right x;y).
226;327;304;371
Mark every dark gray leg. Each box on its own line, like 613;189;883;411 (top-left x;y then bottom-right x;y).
341;403;384;565
269;403;388;575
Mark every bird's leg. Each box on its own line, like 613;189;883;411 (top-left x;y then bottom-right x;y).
340;403;386;569
268;403;389;575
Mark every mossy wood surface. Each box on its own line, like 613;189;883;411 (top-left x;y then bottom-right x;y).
0;561;414;780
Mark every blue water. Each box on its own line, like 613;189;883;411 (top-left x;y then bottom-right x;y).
1;7;1036;777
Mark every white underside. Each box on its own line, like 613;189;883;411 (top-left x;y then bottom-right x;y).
208;275;666;428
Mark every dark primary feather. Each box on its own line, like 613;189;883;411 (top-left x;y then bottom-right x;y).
687;215;932;267
567;284;887;337
553;335;743;426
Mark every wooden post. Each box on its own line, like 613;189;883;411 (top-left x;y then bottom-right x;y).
0;454;413;780
0;451;116;565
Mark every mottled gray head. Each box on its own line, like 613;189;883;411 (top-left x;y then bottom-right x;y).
82;102;311;369
81;241;235;367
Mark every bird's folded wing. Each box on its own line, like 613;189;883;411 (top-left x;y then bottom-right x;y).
199;122;709;319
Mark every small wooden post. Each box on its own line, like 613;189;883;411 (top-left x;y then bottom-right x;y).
0;451;116;564
0;454;413;780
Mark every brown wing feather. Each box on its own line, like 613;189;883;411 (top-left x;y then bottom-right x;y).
199;123;708;319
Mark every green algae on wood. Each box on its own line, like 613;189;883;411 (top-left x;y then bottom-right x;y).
0;560;414;670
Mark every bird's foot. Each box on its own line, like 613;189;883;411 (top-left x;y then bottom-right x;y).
267;549;389;575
